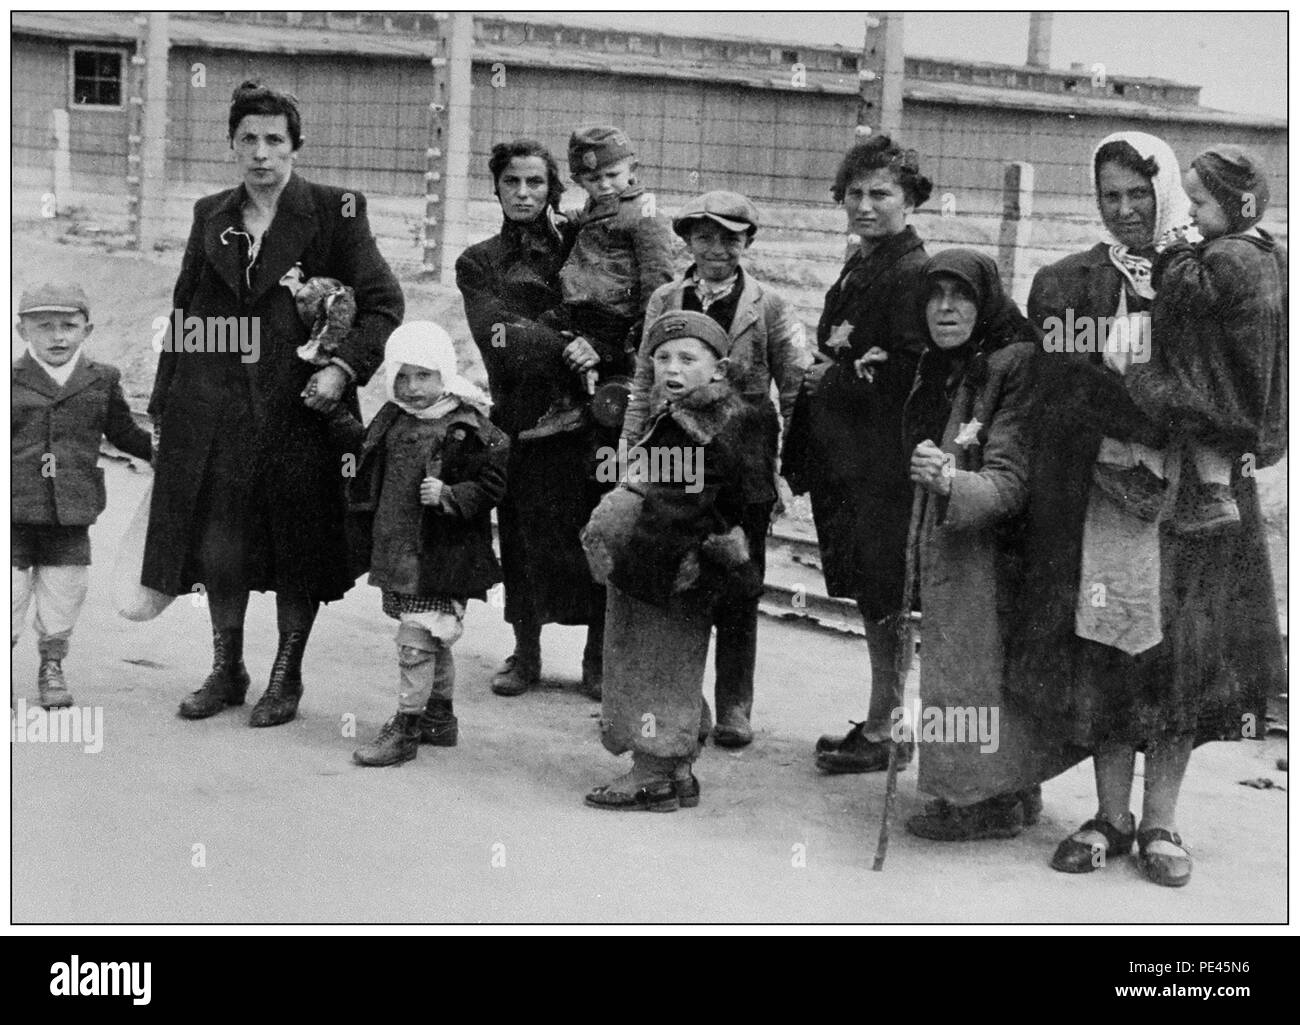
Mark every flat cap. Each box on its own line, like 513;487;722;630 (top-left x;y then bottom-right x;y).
672;190;760;238
18;282;90;318
645;310;732;358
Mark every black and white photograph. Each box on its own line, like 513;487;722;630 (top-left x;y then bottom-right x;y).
5;5;1291;948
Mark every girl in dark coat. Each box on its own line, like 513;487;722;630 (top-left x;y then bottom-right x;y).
455;140;607;700
146;82;404;728
781;136;932;775
338;323;508;767
1009;132;1284;887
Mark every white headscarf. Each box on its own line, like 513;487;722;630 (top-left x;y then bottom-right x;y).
383;321;490;420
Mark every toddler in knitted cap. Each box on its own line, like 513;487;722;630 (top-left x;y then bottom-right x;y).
1136;146;1286;533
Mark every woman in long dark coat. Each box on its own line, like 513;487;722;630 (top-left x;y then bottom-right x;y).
781;135;931;775
145;82;404;727
455;140;605;698
1008;131;1284;887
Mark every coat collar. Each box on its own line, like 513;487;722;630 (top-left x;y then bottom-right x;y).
663;268;764;339
843;224;925;282
202;173;319;304
641;376;744;446
12;350;101;400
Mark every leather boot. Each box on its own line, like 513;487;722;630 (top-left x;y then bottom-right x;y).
249;630;306;727
491;649;540;696
353;711;422;766
579;635;603;701
37;655;74;709
178;629;250;719
419;696;458;747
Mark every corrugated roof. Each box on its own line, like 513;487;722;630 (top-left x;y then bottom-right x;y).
11;11;1284;130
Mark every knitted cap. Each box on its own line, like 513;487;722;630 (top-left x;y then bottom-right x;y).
1191;145;1270;232
645;310;731;358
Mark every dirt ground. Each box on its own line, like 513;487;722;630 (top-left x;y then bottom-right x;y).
9;218;1288;924
9;461;1288;924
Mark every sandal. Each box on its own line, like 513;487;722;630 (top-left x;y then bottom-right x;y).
1050;816;1135;874
1137;827;1192;888
584;778;679;813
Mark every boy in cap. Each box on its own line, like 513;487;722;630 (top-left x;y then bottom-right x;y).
12;283;153;707
622;190;810;748
523;124;674;440
580;310;768;810
1130;145;1287;532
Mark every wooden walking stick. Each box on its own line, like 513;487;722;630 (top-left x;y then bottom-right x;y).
872;485;924;871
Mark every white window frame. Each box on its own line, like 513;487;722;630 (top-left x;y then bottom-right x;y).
69;45;129;111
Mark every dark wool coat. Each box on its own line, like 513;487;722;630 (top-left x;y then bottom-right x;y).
1131;230;1287;466
1007;243;1282;749
12;354;153;526
142;174;404;599
456;215;603;625
603;376;768;610
781;226;930;618
339;402;508;600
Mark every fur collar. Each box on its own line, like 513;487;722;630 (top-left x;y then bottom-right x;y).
644;375;745;445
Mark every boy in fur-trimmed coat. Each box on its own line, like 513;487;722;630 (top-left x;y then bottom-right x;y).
580;311;767;812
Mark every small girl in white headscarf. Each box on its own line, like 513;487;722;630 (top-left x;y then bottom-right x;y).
339;322;509;768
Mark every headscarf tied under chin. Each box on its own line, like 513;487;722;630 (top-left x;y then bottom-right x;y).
383;321;490;420
1091;131;1190;300
906;249;1036;453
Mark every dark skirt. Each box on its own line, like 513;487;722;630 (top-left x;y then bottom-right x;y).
1013;477;1279;750
809;476;909;621
498;428;605;626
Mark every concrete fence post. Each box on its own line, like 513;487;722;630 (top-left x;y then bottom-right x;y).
998;161;1034;302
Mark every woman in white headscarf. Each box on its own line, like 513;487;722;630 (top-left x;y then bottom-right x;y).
1007;133;1281;887
339;322;509;767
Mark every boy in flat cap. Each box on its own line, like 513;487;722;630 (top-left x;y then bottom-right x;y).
622;190;810;748
12;283;153;707
523;124;674;442
1129;145;1287;532
579;310;768;811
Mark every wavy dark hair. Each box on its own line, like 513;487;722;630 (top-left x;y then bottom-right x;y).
1093;139;1159;189
830;135;933;208
488;139;565;211
228;80;302;149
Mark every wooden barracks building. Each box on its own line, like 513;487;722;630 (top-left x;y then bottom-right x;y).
11;10;1288;220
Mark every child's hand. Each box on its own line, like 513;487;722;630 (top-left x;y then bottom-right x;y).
854;346;889;382
563;337;600;372
420;477;445;506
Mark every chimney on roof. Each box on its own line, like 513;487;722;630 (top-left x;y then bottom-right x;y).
1027;12;1052;68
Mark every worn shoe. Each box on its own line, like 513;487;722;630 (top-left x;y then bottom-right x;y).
37;657;75;709
713;707;753;749
491;652;540;697
178;629;250;719
353;712;422;767
585;777;679;812
249;630;307;727
816;719;868;754
926;785;1042;826
1050;815;1136;874
1137;826;1192;887
674;773;701;809
817;733;912;774
906;796;1024;841
418;700;458;747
